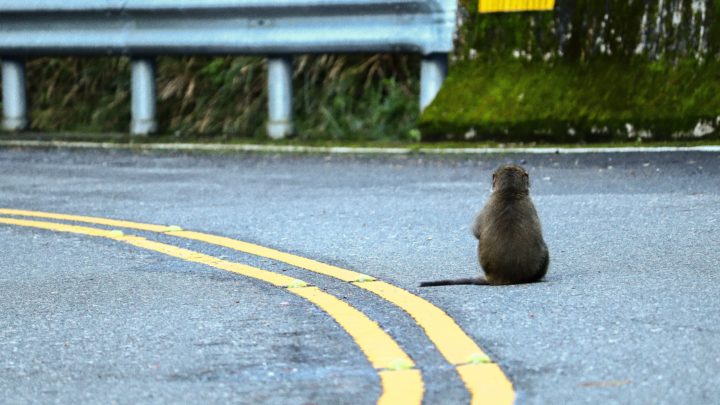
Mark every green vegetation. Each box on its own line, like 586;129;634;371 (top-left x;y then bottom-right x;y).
421;0;720;141
21;55;420;142
4;0;720;143
458;0;720;62
420;59;720;142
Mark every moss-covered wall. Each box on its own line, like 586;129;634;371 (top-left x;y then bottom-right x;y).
421;0;720;142
460;0;719;61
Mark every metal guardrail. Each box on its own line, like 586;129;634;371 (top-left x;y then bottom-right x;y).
0;0;457;138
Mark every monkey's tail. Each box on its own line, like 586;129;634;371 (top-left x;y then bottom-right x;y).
419;277;489;287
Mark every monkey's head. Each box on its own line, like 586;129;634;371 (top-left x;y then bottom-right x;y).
492;164;530;192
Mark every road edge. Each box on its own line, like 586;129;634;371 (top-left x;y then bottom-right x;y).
1;139;719;155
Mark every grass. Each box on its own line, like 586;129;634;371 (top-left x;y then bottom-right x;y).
15;55;421;142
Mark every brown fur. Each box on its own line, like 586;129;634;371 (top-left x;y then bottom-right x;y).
420;164;549;287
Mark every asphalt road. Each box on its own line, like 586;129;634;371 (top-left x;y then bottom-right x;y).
1;146;719;404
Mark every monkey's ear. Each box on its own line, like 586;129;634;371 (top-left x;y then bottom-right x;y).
492;172;497;189
523;171;530;188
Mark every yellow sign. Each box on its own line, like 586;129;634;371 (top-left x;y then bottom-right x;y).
479;0;555;13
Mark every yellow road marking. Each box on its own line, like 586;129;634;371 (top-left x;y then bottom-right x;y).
357;282;515;404
0;209;170;232
0;208;516;405
357;281;482;365
458;364;516;404
378;369;424;405
0;216;423;404
172;231;369;282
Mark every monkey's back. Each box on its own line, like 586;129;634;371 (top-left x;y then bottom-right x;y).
478;194;549;284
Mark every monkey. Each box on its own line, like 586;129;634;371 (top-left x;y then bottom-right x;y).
420;164;549;287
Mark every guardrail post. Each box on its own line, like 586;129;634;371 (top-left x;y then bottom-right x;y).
419;53;448;112
131;58;157;135
2;59;28;132
267;55;294;139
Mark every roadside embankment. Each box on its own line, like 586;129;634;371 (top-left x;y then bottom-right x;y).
420;0;720;142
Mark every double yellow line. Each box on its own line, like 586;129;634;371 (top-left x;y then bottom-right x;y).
0;208;514;404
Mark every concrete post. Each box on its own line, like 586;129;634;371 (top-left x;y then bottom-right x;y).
267;55;294;139
131;58;157;135
419;53;448;112
2;59;28;131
